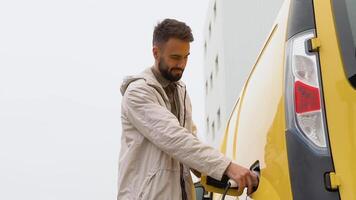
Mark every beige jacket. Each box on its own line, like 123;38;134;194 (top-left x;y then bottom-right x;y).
118;68;231;200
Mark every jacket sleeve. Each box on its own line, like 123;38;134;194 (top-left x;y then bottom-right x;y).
123;81;231;180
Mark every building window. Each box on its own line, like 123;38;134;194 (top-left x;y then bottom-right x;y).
217;108;221;129
206;117;210;134
214;1;217;20
211;121;215;140
215;55;219;74
210;73;213;89
204;41;207;55
205;80;208;95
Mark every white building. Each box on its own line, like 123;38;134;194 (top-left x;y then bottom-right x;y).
204;0;284;147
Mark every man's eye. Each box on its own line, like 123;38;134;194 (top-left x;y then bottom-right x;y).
171;56;181;60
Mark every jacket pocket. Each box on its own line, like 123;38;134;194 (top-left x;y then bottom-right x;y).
138;169;181;200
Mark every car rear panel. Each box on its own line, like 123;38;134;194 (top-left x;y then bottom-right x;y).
283;0;341;199
314;0;356;199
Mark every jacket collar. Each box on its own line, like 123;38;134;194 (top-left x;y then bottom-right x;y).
151;66;170;88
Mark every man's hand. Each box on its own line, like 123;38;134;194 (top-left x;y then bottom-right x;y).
225;162;259;195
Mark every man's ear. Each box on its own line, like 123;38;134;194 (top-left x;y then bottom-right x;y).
152;45;160;60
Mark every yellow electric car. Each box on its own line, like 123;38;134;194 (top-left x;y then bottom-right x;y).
197;0;356;199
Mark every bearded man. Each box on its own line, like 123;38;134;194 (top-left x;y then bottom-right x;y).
118;18;257;200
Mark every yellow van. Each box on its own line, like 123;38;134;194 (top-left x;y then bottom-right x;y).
197;0;356;199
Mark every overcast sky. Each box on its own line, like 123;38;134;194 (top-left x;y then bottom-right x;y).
0;0;209;199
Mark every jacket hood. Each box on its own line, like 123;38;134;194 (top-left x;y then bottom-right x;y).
120;75;143;96
120;68;160;96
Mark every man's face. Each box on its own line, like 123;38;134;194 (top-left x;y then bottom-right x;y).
154;38;190;82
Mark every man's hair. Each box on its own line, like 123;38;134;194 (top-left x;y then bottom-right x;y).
153;18;194;45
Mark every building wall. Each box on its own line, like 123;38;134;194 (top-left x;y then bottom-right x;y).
204;0;284;147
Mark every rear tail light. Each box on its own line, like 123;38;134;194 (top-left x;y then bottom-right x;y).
285;30;327;150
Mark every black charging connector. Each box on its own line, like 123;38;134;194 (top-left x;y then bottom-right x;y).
206;175;231;189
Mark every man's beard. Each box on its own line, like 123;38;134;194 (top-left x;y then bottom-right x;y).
158;58;184;82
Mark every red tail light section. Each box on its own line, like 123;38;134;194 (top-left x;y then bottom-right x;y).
294;81;321;114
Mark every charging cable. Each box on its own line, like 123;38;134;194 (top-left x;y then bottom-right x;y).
221;180;237;200
221;181;231;200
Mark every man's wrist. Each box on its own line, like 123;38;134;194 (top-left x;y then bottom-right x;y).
224;161;232;177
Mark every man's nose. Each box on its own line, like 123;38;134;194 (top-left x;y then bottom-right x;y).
177;60;186;68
